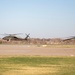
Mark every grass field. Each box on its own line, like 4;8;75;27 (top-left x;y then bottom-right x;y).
0;56;75;75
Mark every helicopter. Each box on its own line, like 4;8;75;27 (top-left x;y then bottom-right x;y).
63;36;75;41
1;33;30;41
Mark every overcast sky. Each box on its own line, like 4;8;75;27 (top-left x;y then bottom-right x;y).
0;0;75;38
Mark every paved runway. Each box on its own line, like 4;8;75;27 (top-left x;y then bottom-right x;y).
0;45;75;56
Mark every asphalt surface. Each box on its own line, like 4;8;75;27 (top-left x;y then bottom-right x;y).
0;45;75;56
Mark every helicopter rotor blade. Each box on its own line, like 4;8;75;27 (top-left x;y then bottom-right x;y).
25;33;30;36
0;33;22;36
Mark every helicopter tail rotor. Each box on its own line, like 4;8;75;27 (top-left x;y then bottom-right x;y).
25;33;30;40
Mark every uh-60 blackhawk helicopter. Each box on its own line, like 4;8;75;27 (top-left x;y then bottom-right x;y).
1;33;30;42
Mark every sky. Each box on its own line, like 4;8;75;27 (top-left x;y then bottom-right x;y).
0;0;75;38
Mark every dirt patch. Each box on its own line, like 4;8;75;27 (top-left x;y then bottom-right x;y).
0;45;75;56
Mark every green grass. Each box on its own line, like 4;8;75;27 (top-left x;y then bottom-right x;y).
0;56;75;75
